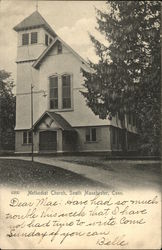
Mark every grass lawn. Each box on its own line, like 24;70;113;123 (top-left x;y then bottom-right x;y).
58;156;161;190
60;156;160;172
0;159;102;188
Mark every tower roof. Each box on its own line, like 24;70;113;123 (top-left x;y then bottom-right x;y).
13;11;57;37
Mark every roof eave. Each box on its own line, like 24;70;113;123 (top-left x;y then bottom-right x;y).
13;24;57;38
32;111;74;131
13;24;42;32
32;36;91;71
32;37;58;69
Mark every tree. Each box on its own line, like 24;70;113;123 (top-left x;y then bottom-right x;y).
0;70;16;150
81;1;161;155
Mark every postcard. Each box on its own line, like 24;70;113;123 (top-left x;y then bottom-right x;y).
0;1;161;249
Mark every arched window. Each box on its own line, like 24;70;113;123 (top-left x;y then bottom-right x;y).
49;74;72;110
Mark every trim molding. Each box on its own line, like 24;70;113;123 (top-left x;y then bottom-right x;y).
16;59;37;64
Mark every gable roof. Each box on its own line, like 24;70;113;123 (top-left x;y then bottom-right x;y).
13;11;57;38
33;111;75;131
32;36;91;70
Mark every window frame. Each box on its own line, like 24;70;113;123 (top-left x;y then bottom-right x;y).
57;42;62;54
62;74;71;109
85;127;97;142
23;131;32;144
31;32;38;44
49;76;59;110
22;33;29;45
48;73;73;111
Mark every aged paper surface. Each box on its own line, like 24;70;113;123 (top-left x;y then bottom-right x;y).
0;0;161;249
0;187;161;249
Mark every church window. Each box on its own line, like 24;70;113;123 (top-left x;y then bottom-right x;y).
57;42;62;54
31;32;38;44
62;75;71;109
49;76;58;109
49;74;72;110
23;131;32;144
22;33;29;45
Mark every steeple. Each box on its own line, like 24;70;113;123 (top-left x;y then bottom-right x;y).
36;0;38;11
13;11;57;38
14;11;57;62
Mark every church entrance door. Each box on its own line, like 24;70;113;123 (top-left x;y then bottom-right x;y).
39;131;57;151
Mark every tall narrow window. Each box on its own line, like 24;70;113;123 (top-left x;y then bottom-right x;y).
31;32;37;44
49;76;58;109
22;33;29;45
23;131;32;144
62;75;71;109
57;42;62;54
23;131;27;144
28;131;32;144
45;34;48;46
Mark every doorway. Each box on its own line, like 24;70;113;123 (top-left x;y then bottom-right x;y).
39;131;57;151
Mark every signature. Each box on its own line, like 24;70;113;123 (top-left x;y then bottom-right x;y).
96;235;128;247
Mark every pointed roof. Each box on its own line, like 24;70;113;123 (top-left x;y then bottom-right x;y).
13;11;57;38
33;111;75;131
32;36;91;70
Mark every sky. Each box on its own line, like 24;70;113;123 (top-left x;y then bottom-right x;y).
0;0;107;83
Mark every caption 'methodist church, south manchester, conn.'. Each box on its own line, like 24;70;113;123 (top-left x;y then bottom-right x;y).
14;11;138;154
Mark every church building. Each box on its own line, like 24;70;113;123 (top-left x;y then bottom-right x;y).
14;11;138;154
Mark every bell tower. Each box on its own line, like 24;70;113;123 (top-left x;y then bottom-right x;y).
14;11;57;62
14;11;57;140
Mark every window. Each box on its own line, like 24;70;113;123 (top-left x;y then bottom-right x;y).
49;74;72;110
23;131;32;144
45;34;48;46
23;131;27;144
49;38;52;44
49;76;58;109
57;42;62;54
62;75;71;109
31;32;37;44
86;128;97;142
28;131;32;143
22;33;29;45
